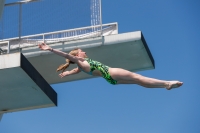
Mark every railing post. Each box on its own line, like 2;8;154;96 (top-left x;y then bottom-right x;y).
18;3;22;52
43;34;45;43
7;41;10;54
99;0;102;36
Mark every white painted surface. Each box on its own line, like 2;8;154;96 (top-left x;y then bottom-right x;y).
104;31;141;45
0;52;20;69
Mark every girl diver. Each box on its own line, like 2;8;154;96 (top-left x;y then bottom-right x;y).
38;43;183;90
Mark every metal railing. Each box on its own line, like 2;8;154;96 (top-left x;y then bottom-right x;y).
0;22;118;54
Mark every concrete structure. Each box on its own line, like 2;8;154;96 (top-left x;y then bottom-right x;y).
0;23;155;84
0;23;155;121
0;52;57;120
0;0;154;122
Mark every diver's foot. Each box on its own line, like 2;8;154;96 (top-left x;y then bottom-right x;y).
166;81;183;90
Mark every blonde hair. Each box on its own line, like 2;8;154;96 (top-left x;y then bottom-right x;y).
56;49;79;72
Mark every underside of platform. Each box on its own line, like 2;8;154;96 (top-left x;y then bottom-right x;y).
21;31;155;84
0;53;57;115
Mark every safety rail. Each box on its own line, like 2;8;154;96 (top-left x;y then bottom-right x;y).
0;41;9;54
0;22;118;54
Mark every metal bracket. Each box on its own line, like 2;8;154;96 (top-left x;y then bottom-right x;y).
0;41;9;54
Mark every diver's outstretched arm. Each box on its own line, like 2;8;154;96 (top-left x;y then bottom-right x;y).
38;43;78;63
59;67;81;78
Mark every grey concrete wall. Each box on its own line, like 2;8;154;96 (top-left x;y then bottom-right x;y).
0;52;57;115
21;53;57;106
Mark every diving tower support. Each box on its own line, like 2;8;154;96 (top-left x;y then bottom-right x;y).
0;52;57;121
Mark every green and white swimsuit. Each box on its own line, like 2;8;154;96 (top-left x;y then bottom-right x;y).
78;58;117;85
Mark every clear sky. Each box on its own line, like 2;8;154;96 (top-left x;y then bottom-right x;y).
1;0;200;133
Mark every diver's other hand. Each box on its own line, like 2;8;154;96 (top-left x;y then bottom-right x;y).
59;71;70;78
38;43;51;51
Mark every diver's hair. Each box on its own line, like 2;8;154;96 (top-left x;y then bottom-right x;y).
56;49;79;72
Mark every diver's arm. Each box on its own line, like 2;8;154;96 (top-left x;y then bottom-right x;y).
59;67;81;78
50;48;78;62
38;43;78;63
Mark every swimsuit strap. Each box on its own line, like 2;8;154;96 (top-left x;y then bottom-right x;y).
77;58;93;75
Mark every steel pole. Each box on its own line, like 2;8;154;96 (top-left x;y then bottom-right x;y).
99;0;102;36
18;3;22;52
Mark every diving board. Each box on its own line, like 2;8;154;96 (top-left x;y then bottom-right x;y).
22;31;155;84
0;52;57;120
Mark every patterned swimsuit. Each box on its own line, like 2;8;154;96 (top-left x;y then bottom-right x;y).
78;58;117;85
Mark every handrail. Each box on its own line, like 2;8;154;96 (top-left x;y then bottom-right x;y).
0;41;9;54
0;23;117;54
0;22;117;41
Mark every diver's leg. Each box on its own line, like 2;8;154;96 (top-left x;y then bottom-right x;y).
109;68;183;89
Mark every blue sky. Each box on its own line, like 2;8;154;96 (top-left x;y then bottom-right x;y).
1;0;200;133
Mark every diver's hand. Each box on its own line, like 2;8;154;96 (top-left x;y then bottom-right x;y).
59;71;70;78
38;43;52;51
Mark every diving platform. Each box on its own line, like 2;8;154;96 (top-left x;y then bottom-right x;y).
0;52;57;120
0;23;155;85
0;0;154;122
0;23;154;121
